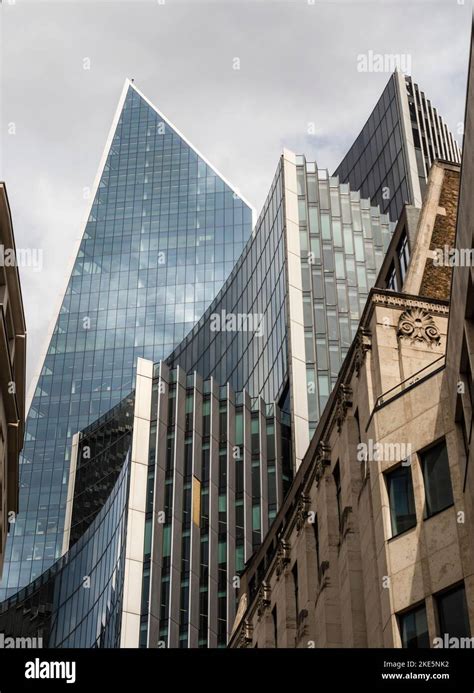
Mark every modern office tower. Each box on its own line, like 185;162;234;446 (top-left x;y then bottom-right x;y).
0;80;254;600
334;70;462;223
0;149;395;647
0;183;26;578
230;159;473;650
168;151;392;447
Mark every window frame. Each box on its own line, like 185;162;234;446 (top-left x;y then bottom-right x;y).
385;462;417;539
419;438;454;519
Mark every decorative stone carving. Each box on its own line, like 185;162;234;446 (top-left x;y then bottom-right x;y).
354;328;372;376
238;619;253;648
275;540;291;578
335;385;353;432
372;292;449;315
256;582;271;618
314;441;331;485
397;307;441;346
295;494;311;533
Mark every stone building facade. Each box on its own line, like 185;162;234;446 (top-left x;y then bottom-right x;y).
445;26;474;619
0;183;26;578
229;156;473;649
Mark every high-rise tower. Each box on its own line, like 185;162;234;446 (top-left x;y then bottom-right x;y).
0;80;253;599
334;71;462;223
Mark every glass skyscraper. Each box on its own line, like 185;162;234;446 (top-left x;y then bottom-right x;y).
0;149;397;647
0;80;253;599
0;72;463;647
334;70;461;223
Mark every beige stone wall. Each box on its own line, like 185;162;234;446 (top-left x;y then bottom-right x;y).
231;292;474;649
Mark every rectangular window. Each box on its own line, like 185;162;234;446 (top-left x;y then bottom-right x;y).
292;562;299;620
387;264;399;292
316;338;328;370
386;465;417;537
332;219;343;247
398;232;410;283
420;440;454;517
399;603;430;648
436;584;471;639
335;252;345;279
272;605;278;647
313;514;320;572
309;207;319;235
320;213;331;240
333;462;342;531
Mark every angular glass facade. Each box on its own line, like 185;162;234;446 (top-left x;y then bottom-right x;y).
167;163;287;404
334;72;461;223
0;81;253;599
295;159;390;429
0;402;133;647
168;153;391;433
140;362;292;649
0;149;396;649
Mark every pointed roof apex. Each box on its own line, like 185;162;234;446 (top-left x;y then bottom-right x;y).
120;78;256;224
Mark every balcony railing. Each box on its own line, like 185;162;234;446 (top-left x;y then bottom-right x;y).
374;355;446;410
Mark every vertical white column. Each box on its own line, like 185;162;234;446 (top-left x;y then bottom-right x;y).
120;357;154;647
283;149;310;469
61;432;80;555
396;72;423;208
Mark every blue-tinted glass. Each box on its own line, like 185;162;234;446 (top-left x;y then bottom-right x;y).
1;84;252;598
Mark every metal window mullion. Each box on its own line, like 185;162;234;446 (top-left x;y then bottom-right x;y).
168;367;186;647
435;109;448;160
207;378;219;648
274;408;284;509
444;121;455;162
188;372;202;647
148;361;169;648
426;100;441;161
226;384;237;642
417;90;432;170
259;397;269;539
242;391;253;563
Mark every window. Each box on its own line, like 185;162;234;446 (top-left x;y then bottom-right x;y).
386;464;417;537
398;603;430;648
313;514;320;574
272;605;278;647
387;263;399;291
436;584;471;639
292;562;299;621
398;232;410;283
420;440;453;517
333;462;342;532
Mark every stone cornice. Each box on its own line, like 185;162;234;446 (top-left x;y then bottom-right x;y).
369;292;450;316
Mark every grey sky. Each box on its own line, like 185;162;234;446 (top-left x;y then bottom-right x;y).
1;0;471;390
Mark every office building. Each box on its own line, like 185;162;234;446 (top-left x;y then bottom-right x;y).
335;71;462;223
0;69;468;649
0;80;254;599
229;158;474;649
0;149;394;646
445;30;474;594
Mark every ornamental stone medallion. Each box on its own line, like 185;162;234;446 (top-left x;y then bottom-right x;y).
397;307;441;346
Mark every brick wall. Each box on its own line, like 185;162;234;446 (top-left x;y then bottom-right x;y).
419;168;460;300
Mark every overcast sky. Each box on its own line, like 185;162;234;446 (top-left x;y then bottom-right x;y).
1;0;471;389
